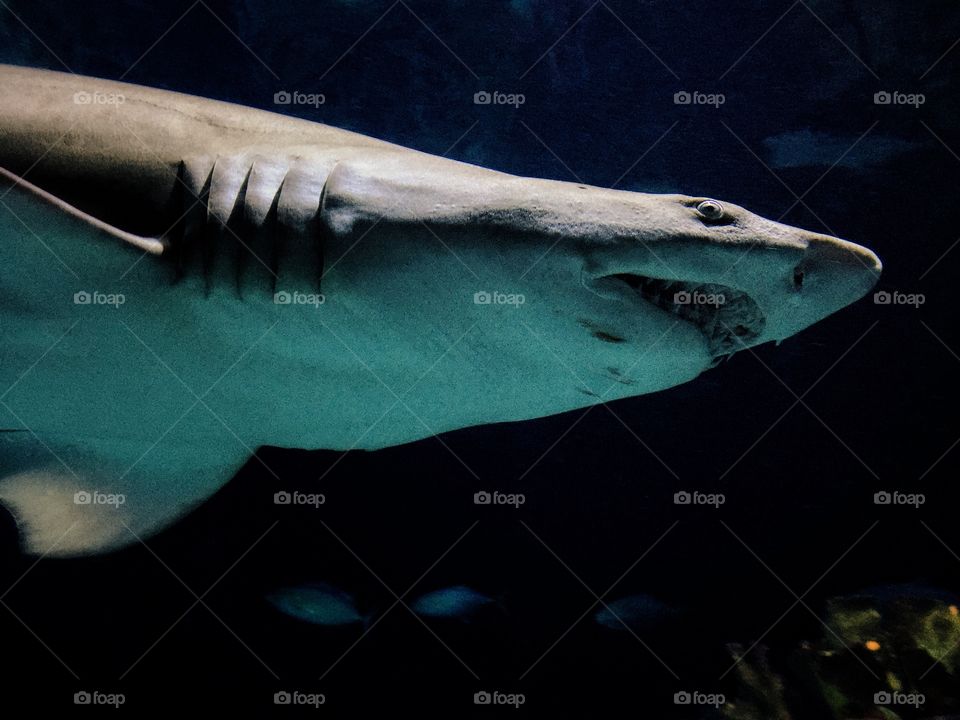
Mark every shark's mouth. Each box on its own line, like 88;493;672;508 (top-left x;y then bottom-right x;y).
610;274;766;359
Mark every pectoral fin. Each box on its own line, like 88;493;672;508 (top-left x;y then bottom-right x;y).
0;165;167;256
0;428;255;557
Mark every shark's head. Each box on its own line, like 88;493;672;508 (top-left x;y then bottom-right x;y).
323;160;882;413
574;192;882;364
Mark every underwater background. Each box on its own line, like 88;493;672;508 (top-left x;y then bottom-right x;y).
1;0;959;716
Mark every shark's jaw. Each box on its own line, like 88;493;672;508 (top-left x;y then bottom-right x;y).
607;272;766;360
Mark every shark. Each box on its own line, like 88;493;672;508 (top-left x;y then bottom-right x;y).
0;65;881;556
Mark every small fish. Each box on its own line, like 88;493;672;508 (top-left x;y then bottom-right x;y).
410;585;499;622
594;594;677;632
266;582;367;627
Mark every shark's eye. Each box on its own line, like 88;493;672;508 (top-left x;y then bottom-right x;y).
696;200;725;221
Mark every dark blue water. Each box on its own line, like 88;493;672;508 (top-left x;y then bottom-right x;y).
1;1;959;716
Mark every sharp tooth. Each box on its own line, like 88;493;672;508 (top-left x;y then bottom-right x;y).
706;309;720;338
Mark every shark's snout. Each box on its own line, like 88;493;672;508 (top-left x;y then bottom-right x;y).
795;232;883;297
764;230;882;344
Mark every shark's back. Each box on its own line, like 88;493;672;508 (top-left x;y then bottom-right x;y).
0;64;399;234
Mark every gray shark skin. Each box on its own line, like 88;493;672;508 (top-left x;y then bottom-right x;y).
0;65;881;556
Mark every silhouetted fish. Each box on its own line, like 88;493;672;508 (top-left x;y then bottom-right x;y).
410;585;499;622
595;594;677;632
266;582;367;627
